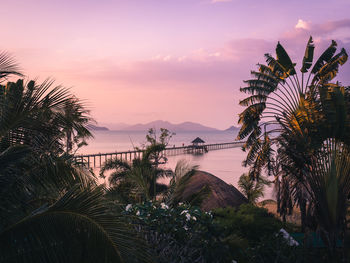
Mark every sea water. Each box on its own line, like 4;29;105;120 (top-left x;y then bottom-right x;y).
78;130;274;199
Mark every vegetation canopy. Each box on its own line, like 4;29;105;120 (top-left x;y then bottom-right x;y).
0;53;151;263
238;36;350;253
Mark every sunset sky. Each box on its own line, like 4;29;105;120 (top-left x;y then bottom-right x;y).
2;0;350;129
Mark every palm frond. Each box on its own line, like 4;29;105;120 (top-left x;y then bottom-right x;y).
164;160;201;206
0;185;152;263
0;51;23;81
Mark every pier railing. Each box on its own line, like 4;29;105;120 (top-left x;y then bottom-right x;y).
74;141;244;168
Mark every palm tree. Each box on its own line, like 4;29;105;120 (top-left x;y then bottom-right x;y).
0;78;93;155
163;159;211;207
0;54;151;262
238;173;270;204
0;184;151;263
238;37;350;251
0;51;23;81
61;97;93;154
100;144;171;202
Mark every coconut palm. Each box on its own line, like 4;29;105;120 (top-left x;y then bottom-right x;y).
61;97;93;154
0;184;152;263
163;159;211;207
0;51;22;81
238;37;350;251
238;173;270;204
100;144;171;202
0;54;151;262
0;144;151;262
0;78;93;155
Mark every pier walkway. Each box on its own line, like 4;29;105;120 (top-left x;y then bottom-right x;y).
74;141;244;168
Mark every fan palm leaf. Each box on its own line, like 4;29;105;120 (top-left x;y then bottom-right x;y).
238;38;350;249
238;38;348;178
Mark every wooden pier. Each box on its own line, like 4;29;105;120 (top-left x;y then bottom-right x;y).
74;141;244;168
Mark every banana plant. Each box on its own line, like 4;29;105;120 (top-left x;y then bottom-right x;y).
238;37;350;252
238;37;348;178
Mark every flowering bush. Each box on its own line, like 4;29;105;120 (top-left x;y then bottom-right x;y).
123;202;234;263
122;202;336;263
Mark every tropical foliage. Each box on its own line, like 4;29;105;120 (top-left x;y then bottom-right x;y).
123;201;221;263
238;36;350;253
100;127;211;206
163;160;211;207
238;173;271;204
100;145;171;202
0;53;150;262
124;201;308;263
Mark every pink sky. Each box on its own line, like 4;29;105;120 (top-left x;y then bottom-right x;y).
2;0;350;129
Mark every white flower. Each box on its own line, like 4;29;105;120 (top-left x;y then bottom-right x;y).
279;228;299;246
160;203;169;209
178;202;183;206
206;211;213;217
180;210;188;215
183;226;188;231
125;204;132;212
136;210;140;216
185;213;191;221
192;216;196;221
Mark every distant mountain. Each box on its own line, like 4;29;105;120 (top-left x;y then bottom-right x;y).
225;125;240;132
99;122;130;130
121;120;219;132
88;124;109;131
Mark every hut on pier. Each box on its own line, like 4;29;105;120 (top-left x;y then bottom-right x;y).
186;137;208;154
191;137;205;146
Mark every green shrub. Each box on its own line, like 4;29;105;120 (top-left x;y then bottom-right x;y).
213;204;283;246
123;202;328;263
123;202;238;263
213;204;338;263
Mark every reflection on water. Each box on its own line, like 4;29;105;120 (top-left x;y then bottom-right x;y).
164;148;274;200
78;130;238;154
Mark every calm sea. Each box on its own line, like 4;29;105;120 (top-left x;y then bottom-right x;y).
78;130;274;199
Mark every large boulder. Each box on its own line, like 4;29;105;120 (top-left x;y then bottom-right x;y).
181;170;248;211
